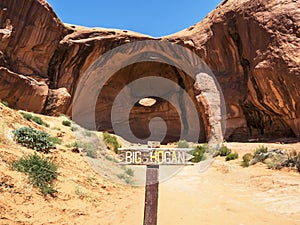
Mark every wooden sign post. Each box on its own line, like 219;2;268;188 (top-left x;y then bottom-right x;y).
143;165;159;225
118;144;193;225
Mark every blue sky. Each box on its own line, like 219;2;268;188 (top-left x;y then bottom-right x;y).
47;0;222;37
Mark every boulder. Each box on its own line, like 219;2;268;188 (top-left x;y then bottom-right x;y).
0;67;48;113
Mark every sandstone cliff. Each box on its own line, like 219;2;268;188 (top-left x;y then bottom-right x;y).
166;0;300;140
0;0;299;142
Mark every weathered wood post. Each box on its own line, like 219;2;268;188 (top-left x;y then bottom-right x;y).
118;142;193;225
143;165;159;225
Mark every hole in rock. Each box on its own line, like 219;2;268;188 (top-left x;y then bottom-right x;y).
138;98;157;107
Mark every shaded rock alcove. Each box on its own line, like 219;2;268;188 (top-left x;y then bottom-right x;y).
95;61;207;144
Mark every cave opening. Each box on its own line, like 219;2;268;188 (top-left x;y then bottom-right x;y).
95;61;208;144
71;40;225;145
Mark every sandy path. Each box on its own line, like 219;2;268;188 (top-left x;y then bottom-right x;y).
104;142;300;225
157;158;300;225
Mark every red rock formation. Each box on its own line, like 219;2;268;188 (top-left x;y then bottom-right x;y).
166;0;300;141
0;0;299;142
0;0;68;113
0;67;48;112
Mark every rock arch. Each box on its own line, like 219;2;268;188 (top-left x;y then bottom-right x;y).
72;40;225;144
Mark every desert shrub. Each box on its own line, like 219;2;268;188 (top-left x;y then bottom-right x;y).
1;101;9;107
12;153;58;196
31;116;43;125
83;130;93;137
20;112;33;121
117;173;134;185
254;145;268;157
265;158;278;169
65;142;79;148
75;185;89;198
189;145;206;163
241;153;253;167
20;112;49;127
219;145;231;157
281;150;300;172
62;120;71;127
32;116;49;127
71;126;78;132
48;136;62;145
103;132;119;153
13;127;54;153
86;148;97;158
70;141;97;158
297;159;300;172
253;145;268;162
125;168;134;177
177;140;189;148
225;152;239;161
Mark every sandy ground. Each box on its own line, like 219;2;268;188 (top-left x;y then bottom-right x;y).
158;157;300;225
109;142;300;225
157;142;300;225
1;104;300;224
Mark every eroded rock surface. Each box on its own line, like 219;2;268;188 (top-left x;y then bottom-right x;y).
0;0;299;142
166;0;300;141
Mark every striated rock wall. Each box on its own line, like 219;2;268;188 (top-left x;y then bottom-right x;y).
166;0;300;140
0;67;48;112
0;0;299;142
0;0;68;76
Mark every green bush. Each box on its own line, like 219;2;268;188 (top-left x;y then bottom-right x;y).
75;185;88;197
66;140;98;158
103;132;119;153
117;173;134;185
33;116;49;127
20;112;49;127
48;136;62;145
282;150;300;172
69;141;97;158
12;153;58;196
241;153;253;167
71;126;78;132
13;127;54;153
253;146;268;162
219;145;232;157
86;148;97;158
65;142;79;148
20;112;32;121
177;140;189;148
31;116;43;125
189;145;206;163
225;152;239;161
254;146;268;157
83;130;93;137
125;168;134;177
62;120;71;127
1;101;9;107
